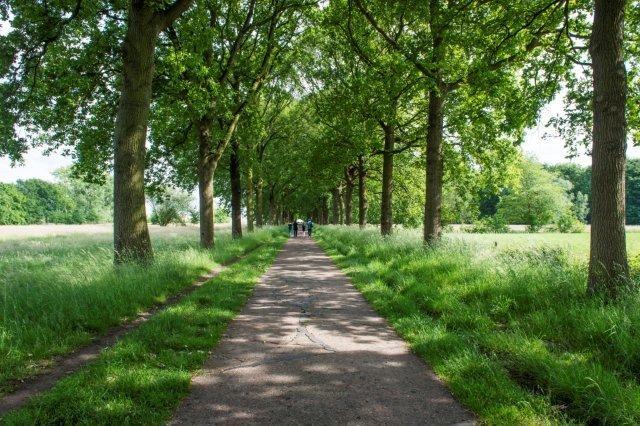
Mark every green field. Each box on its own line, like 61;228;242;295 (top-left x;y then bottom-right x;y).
0;226;283;395
447;231;640;260
316;226;640;424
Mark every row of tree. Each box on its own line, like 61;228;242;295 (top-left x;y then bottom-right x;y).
1;0;638;297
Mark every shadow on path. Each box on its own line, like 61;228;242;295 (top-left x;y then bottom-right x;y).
171;237;475;425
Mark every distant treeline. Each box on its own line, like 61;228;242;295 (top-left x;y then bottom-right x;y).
545;159;640;225
458;158;640;230
0;168;112;225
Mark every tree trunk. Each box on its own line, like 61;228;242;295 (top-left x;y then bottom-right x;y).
358;155;368;228
380;123;395;235
331;187;341;225
246;166;254;232
424;90;445;244
587;0;629;296
198;119;217;249
344;167;355;225
256;174;264;227
322;196;329;225
338;186;345;225
113;6;156;264
230;138;243;239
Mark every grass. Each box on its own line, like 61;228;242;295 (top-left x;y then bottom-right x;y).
447;231;640;260
315;226;640;425
0;238;285;424
0;226;283;394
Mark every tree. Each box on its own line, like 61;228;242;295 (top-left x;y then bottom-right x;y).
587;0;629;295
54;167;113;223
0;183;28;225
352;0;569;243
15;179;75;224
2;0;195;263
150;188;194;226
497;159;572;232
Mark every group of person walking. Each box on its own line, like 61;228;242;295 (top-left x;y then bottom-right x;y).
288;218;314;238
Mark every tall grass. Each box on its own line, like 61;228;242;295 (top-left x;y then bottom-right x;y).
0;227;282;394
316;226;640;424
1;240;285;424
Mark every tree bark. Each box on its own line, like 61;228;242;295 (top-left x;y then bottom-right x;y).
344;167;356;225
424;90;445;244
230;138;243;239
380;123;395;235
255;174;264;227
587;0;629;296
246;166;255;232
322;196;329;225
113;5;156;264
358;155;368;228
331;187;341;225
198;119;217;249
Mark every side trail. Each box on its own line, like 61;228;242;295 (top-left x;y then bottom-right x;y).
0;244;264;416
171;237;475;425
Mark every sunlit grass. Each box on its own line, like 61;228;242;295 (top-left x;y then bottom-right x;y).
0;227;283;394
316;226;640;424
1;240;285;423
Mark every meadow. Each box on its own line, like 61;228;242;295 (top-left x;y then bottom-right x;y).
0;225;282;395
316;226;640;424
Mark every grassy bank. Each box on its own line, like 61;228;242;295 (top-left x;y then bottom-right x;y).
0;227;282;394
316;227;640;424
1;239;285;424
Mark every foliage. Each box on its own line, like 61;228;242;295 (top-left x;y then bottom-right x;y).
54;167;113;223
0;183;28;224
467;215;509;234
15;179;76;224
497;159;573;232
316;227;640;424
554;211;585;233
0;171;112;225
150;188;194;226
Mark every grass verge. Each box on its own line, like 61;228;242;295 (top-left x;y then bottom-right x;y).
0;227;282;394
0;237;285;424
315;226;640;425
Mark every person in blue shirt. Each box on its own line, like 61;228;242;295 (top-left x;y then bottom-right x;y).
307;218;314;237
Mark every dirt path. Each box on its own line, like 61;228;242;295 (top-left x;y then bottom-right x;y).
171;237;475;425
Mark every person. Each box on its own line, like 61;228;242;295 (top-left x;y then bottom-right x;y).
293;220;298;237
302;222;306;236
288;222;293;237
307;219;314;237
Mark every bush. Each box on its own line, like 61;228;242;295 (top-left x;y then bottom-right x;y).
467;215;509;233
554;211;585;233
150;188;193;226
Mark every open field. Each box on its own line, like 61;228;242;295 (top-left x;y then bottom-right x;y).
316;226;640;424
0;225;282;395
0;223;230;240
447;231;640;260
346;226;640;260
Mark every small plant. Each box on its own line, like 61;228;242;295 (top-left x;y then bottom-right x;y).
554;211;585;233
468;215;509;233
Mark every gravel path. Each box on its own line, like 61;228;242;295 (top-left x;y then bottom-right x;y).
171;237;475;425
